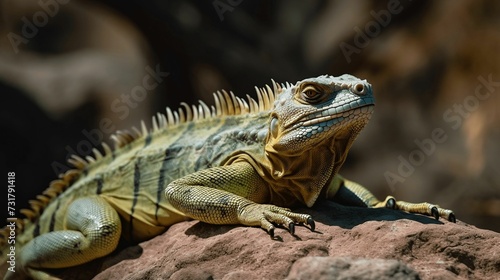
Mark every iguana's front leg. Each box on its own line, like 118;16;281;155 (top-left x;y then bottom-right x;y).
326;174;456;222
165;162;314;237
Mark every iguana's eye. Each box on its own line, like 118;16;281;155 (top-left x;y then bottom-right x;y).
303;90;318;98
301;86;322;103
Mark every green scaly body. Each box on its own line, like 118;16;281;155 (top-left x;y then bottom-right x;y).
28;112;269;243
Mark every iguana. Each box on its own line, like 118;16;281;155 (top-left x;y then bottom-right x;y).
1;74;455;279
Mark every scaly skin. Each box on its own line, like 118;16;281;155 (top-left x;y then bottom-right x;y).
1;75;455;280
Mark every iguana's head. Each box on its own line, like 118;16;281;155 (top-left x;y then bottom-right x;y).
266;74;374;156
264;74;374;206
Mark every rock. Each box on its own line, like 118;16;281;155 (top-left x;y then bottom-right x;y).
55;201;499;279
286;257;420;280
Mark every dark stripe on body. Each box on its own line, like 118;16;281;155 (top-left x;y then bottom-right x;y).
155;122;195;221
193;117;265;170
48;200;61;232
96;176;104;195
144;134;152;147
154;145;183;221
193;118;235;170
130;160;141;241
33;220;40;237
154;122;195;221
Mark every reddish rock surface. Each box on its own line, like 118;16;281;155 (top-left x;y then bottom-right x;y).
287;257;420;280
43;201;498;279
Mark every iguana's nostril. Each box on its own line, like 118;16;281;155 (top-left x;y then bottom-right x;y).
352;83;365;95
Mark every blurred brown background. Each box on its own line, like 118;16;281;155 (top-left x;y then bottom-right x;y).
0;0;498;232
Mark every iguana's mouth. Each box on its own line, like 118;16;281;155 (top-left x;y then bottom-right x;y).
302;104;374;127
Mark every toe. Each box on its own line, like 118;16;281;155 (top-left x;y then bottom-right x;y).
448;212;456;223
307;216;315;232
386;197;396;209
431;206;439;220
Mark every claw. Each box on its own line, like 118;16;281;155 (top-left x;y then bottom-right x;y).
448;213;456;223
289;223;295;235
268;227;275;238
386;198;396;209
431;207;439;220
307;217;315;232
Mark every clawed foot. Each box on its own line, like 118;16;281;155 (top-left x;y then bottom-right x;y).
238;204;315;237
381;196;456;223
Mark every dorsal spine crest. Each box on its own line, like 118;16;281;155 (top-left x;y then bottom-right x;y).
0;80;285;246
